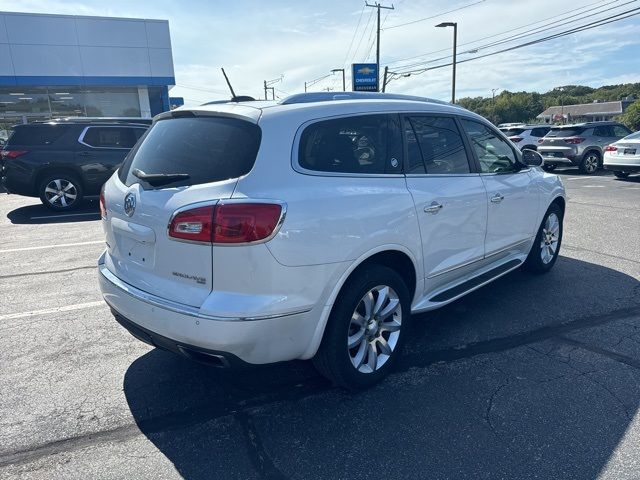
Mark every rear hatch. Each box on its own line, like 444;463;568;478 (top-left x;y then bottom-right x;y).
501;127;526;144
538;126;587;157
102;112;262;306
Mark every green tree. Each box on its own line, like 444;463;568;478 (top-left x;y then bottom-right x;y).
620;101;640;131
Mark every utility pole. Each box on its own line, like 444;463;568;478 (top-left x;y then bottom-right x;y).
366;2;394;92
382;66;389;92
263;76;283;100
264;80;268;100
331;68;346;92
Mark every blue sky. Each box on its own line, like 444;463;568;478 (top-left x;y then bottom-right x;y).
1;0;639;106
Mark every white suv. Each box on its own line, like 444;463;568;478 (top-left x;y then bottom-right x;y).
98;92;566;389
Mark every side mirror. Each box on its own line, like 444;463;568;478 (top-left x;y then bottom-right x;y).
522;149;543;167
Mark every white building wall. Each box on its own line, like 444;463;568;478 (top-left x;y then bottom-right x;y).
0;12;174;81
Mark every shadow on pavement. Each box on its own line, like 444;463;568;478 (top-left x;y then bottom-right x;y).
6;200;100;224
123;256;640;479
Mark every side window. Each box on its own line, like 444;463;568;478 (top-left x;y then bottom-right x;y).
531;127;549;137
405;116;471;174
460;119;519;174
82;127;137;148
593;126;611;137
299;114;399;174
613;125;631;137
133;127;148;141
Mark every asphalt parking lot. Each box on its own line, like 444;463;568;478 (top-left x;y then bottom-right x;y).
1;169;639;480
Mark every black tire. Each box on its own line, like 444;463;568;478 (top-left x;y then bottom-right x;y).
38;172;84;211
313;264;411;390
578;150;601;175
523;203;563;274
614;171;630;179
542;164;557;172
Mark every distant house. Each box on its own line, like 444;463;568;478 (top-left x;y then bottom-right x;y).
537;96;635;123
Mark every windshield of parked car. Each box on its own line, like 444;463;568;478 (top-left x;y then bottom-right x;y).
119;116;261;189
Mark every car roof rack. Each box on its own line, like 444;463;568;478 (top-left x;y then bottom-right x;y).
278;92;451;106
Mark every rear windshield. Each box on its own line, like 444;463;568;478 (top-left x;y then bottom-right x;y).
6;125;68;146
625;131;640;140
547;127;586;137
119;116;261;189
501;128;526;136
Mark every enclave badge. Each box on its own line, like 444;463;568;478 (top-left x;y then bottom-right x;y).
124;193;136;217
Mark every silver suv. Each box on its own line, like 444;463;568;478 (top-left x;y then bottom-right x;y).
538;121;632;174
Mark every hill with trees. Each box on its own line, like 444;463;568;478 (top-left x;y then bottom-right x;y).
457;83;640;127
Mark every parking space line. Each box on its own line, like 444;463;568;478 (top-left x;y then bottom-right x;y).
0;301;105;321
0;240;104;254
30;212;100;220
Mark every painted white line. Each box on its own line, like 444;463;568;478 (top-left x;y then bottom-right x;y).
0;301;105;321
566;176;606;181
0;240;104;254
582;185;605;188
30;212;100;220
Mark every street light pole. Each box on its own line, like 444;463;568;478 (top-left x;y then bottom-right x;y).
436;21;457;104
331;68;346;91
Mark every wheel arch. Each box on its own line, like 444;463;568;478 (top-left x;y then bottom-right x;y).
35;166;85;192
301;245;421;360
551;195;565;216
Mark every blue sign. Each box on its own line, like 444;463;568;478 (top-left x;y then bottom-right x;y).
169;96;184;109
352;63;378;92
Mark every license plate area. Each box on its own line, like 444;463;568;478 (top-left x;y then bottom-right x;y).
624;148;636;155
113;233;156;268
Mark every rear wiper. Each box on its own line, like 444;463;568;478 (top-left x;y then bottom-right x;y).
132;168;190;186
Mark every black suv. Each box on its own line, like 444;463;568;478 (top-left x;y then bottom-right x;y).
1;119;150;211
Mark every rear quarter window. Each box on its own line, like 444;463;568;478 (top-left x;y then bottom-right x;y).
298;114;401;175
119;116;261;189
6;125;68;146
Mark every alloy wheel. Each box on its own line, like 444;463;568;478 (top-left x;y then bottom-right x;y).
584;154;599;173
347;285;402;374
44;179;78;208
540;212;560;264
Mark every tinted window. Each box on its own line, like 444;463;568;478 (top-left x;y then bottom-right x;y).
502;128;526;136
299;114;399;174
461;119;518;173
405;116;470;174
531;127;550;137
82;127;140;148
625;130;640;140
547;127;586;137
613;125;631;137
120;116;261;189
593;126;613;137
6;125;68;146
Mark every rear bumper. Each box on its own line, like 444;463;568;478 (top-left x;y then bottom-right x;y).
603;164;640;172
98;254;322;365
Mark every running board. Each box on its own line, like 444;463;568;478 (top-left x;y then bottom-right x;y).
428;259;522;303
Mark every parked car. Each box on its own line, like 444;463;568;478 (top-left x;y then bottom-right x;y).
537;121;632;174
0;118;149;211
497;122;525;128
499;124;551;151
98;92;566;389
603;130;640;178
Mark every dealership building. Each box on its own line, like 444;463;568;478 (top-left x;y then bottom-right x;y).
0;11;175;133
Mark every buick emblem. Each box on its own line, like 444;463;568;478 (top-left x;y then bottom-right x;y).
124;193;136;217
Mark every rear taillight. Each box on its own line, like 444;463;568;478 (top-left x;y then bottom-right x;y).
169;205;215;243
0;150;28;159
565;137;585;144
99;185;107;219
604;145;618;152
509;136;523;143
168;202;284;245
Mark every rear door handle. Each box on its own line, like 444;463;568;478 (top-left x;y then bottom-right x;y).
491;193;505;203
424;202;443;214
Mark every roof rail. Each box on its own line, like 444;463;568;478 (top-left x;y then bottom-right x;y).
279;92;451;106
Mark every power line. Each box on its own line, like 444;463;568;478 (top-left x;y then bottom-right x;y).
384;0;616;67
387;6;640;82
349;7;376;66
390;0;628;72
383;0;485;30
342;4;367;69
175;83;229;94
